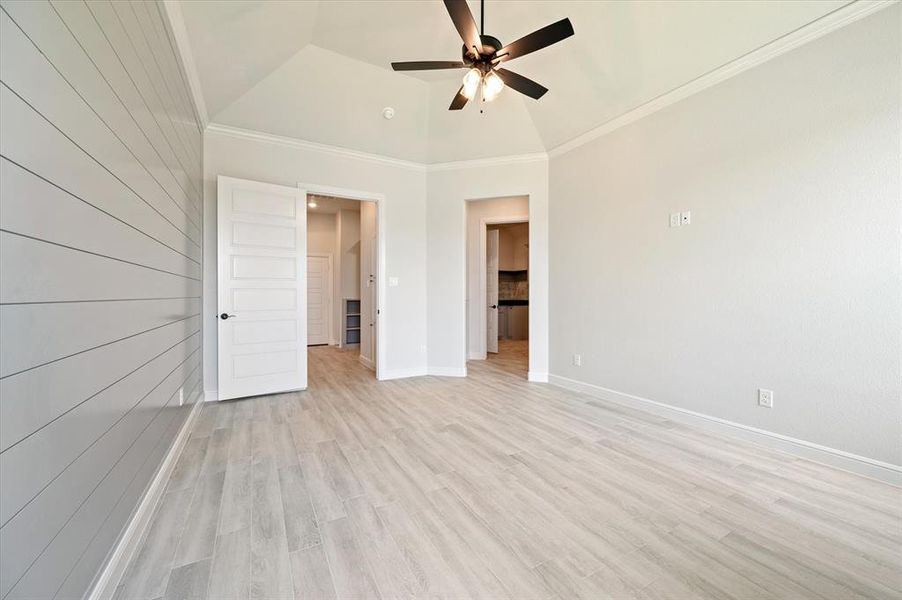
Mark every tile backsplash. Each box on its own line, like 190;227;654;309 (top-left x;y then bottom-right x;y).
500;280;529;300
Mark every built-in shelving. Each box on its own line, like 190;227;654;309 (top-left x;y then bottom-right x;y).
343;299;361;345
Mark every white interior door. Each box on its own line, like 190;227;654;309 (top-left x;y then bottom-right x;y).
307;255;330;345
487;228;499;354
359;201;376;369
217;176;307;400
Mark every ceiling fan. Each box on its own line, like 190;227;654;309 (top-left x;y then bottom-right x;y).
391;0;574;110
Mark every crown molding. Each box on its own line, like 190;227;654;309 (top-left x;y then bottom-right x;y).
548;0;896;159
205;123;549;172
160;0;209;128
426;152;547;172
206;123;428;170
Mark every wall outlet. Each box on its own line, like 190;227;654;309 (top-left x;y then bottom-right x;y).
178;387;184;406
680;210;691;225
669;213;681;228
388;277;399;287
572;354;582;367
758;388;773;408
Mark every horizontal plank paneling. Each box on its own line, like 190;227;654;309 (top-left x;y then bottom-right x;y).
1;2;199;226
0;357;201;598
0;0;203;596
86;0;199;184
49;0;197;207
0;232;202;304
0;85;201;263
0;159;201;282
0;335;201;526
0;316;201;452
0;297;201;378
0;10;200;243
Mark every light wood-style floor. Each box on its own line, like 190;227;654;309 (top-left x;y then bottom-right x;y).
117;344;902;600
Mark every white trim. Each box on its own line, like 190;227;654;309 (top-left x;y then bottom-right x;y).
209;124;425;171
300;183;386;381
547;374;902;486
205;123;550;171
87;399;204;600
204;390;219;402
379;367;428;381
358;354;375;371
159;1;208;127
427;366;468;377
548;0;896;158
527;371;548;383
427;153;548;172
306;252;333;347
468;351;486;361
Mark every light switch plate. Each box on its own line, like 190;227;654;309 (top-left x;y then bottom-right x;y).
681;211;691;225
669;213;681;228
388;277;399;287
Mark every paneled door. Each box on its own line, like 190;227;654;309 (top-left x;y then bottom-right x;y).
217;176;307;400
487;228;499;354
306;255;331;345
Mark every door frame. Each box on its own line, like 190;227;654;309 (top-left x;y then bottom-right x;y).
477;215;529;360
306;252;333;346
299;182;386;381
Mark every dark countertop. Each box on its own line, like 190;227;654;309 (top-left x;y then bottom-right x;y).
499;299;529;306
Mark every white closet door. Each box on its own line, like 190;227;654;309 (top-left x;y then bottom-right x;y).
307;255;331;345
217;176;307;400
487;228;499;354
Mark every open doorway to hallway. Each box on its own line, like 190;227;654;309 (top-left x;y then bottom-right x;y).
306;194;377;380
466;196;529;378
488;221;529;376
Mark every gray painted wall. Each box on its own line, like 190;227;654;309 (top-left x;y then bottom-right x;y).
549;7;900;465
0;1;203;598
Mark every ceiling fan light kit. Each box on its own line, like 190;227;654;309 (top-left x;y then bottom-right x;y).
391;0;574;110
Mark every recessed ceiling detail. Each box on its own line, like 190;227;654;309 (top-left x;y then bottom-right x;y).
178;0;850;163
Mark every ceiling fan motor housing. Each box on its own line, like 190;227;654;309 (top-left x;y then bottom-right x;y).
463;34;503;67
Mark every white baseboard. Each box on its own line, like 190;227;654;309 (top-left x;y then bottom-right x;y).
204;390;218;402
528;371;549;383
87;399;204;600
428;366;468;377
378;367;427;381
468;351;486;360
547;374;901;485
358;355;375;371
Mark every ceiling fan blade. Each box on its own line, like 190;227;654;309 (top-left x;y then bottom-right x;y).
443;0;481;58
494;18;574;63
391;61;468;71
494;68;548;100
449;85;469;110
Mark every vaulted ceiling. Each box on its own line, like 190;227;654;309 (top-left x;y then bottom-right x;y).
179;0;849;163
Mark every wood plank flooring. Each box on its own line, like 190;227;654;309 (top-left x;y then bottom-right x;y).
116;344;902;599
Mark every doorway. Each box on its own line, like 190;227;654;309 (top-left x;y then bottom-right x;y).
466;196;529;378
304;190;380;380
486;221;529;375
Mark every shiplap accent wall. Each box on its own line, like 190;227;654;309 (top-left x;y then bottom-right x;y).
0;1;203;598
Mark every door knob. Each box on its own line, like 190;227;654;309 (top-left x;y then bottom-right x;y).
490;304;497;309
220;313;236;320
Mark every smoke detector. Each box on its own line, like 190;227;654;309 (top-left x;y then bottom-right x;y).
382;107;395;120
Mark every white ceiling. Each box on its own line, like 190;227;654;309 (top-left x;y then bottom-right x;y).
179;0;850;163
